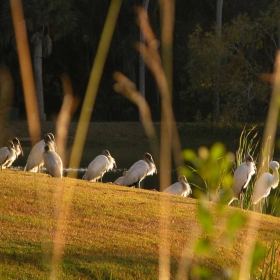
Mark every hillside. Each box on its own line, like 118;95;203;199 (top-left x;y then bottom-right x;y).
0;169;280;279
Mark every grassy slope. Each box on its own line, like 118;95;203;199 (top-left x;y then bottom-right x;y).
1;169;280;279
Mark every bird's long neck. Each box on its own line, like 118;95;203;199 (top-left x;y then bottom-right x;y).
181;181;188;191
247;162;256;176
271;167;279;188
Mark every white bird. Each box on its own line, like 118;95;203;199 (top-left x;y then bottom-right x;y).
82;150;117;182
0;138;23;169
120;152;157;188
114;171;128;185
5;137;24;168
228;155;256;207
25;133;56;172
43;144;63;178
163;175;192;197
252;161;279;205
12;137;24;157
0;140;16;170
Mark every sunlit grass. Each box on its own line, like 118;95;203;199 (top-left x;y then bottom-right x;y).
0;169;280;279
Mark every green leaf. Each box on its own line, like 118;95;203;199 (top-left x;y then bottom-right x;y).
251;242;267;273
197;201;213;234
192;265;212;278
209;142;226;160
182;149;197;162
226;211;247;240
194;237;213;255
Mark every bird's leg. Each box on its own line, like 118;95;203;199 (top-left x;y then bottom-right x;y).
240;193;244;209
137;181;141;188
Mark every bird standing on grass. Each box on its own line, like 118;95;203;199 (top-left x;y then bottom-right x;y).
43;144;63;178
0;138;23;169
228;155;256;207
119;152;157;188
252;161;279;205
6;137;24;168
12;137;24;157
25;133;56;172
0;140;16;170
163;175;192;197
114;170;128;185
83;150;117;182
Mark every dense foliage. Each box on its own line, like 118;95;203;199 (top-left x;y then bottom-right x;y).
0;0;279;122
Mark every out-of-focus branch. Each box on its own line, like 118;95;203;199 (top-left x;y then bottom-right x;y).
0;67;14;146
50;1;122;278
135;8;183;173
113;71;159;161
136;5;177;280
67;0;122;177
56;74;79;165
158;0;175;92
258;52;280;175
136;6;161;65
10;0;41;145
239;52;280;280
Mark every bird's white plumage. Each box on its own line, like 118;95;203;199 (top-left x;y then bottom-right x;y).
4;138;24;168
43;145;63;178
114;171;127;185
13;138;23;157
229;155;255;205
25;133;56;172
83;150;116;182
0;141;16;170
252;161;279;204
120;153;157;188
163;175;192;197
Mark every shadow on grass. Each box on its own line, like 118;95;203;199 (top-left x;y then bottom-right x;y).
64;255;159;280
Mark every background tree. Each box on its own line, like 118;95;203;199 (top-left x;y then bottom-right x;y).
185;2;279;122
1;0;279;122
23;0;77;120
213;0;223;122
0;0;77;120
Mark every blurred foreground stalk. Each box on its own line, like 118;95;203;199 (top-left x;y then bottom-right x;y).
239;51;280;280
10;0;41;145
67;0;122;176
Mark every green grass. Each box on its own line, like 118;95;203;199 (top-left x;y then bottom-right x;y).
0;169;280;279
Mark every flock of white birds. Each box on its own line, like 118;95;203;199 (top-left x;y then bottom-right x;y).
0;132;279;207
214;155;279;207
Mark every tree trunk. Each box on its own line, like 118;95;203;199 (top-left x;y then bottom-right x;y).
213;0;223;122
33;33;45;120
216;0;223;30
